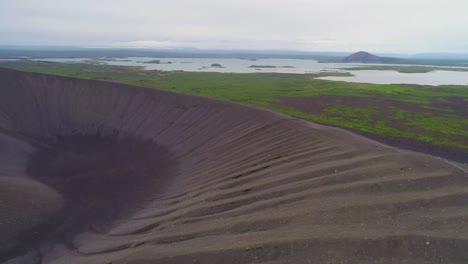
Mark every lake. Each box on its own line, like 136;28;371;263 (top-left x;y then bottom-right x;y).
318;70;468;86
32;57;352;73
31;57;468;86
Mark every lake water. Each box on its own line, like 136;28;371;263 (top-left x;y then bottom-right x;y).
33;57;353;74
318;70;468;86
30;57;468;86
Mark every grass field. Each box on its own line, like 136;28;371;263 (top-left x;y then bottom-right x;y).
1;60;467;153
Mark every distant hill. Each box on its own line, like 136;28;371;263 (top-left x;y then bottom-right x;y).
343;51;382;63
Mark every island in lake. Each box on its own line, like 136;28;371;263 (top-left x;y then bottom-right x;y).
142;60;173;64
249;65;295;68
144;60;160;64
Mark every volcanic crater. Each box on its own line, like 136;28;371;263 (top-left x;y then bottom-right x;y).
1;68;468;264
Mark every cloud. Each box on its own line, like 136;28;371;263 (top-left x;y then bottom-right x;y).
1;0;467;52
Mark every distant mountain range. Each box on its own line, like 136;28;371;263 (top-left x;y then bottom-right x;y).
0;45;468;60
1;46;468;65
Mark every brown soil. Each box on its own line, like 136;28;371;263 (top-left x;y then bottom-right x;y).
278;95;468;163
279;94;424;115
431;96;468;118
1;68;468;264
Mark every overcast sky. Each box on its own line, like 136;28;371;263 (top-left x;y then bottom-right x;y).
1;0;467;53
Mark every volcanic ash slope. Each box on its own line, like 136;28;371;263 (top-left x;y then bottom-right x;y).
0;68;468;264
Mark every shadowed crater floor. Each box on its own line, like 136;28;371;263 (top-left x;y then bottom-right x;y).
1;68;468;264
27;134;175;241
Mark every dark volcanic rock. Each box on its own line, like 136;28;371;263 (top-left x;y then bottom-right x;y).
343;51;382;63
